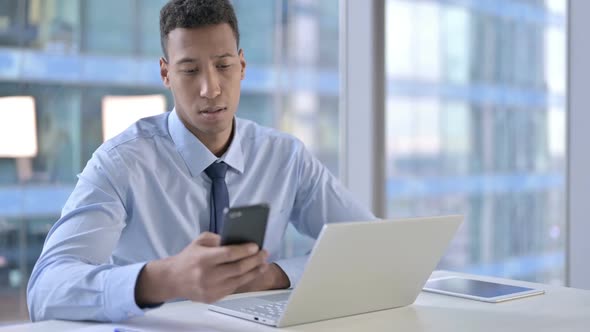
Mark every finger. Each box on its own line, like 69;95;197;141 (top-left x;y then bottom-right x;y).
203;243;260;265
215;251;269;280
195;264;266;303
226;263;268;292
216;263;268;296
195;232;221;247
235;263;271;294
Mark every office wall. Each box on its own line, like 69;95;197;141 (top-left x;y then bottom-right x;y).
568;0;590;290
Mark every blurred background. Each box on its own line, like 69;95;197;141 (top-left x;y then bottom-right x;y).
0;0;566;323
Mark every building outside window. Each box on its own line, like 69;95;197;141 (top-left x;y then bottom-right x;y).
385;0;567;284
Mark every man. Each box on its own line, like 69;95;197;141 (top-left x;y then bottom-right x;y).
27;0;374;322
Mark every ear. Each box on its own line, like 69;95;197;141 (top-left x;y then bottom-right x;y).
160;57;171;88
238;49;246;80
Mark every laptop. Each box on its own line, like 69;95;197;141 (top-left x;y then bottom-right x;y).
209;215;462;327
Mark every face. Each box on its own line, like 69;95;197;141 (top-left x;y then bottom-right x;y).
160;24;245;142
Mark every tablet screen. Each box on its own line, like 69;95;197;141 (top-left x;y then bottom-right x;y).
424;277;535;298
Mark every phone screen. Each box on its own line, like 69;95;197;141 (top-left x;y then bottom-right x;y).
220;204;270;249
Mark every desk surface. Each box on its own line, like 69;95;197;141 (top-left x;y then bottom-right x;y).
4;271;590;332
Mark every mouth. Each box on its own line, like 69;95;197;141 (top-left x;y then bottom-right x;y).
199;107;227;115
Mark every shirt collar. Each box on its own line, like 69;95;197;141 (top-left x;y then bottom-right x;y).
168;108;244;177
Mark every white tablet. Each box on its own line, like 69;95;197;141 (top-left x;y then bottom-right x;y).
423;276;545;303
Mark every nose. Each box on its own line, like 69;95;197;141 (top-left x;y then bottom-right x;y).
200;68;221;99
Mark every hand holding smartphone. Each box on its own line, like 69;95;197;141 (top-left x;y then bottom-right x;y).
220;203;270;250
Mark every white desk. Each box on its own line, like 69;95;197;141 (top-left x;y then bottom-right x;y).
4;271;590;332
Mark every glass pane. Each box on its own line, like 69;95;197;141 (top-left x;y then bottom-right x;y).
0;0;339;322
138;0;169;56
82;0;135;55
0;0;80;51
386;0;567;284
233;0;276;65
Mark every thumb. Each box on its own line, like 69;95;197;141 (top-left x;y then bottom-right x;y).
195;232;221;247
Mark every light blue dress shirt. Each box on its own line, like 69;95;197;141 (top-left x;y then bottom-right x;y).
27;109;375;322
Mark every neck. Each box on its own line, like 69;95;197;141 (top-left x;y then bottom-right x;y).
194;122;234;158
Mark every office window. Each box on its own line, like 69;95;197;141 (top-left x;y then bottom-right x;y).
82;0;135;55
138;0;169;56
385;0;567;284
0;0;81;51
0;0;338;322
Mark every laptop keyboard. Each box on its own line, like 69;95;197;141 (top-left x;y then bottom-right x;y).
243;300;288;319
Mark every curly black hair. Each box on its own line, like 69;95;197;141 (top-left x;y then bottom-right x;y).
159;0;240;59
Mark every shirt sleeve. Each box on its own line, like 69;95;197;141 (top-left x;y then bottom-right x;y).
276;141;377;286
26;147;154;322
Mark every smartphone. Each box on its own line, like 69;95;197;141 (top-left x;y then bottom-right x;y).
220;203;270;250
423;277;545;303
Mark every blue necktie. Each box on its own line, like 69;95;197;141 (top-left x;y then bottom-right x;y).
205;162;229;234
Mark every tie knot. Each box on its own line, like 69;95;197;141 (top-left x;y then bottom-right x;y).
205;161;228;180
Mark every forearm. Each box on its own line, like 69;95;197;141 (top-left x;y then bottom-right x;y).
267;263;291;289
27;258;147;322
273;255;309;288
135;257;178;306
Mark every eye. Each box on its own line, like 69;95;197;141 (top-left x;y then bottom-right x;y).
217;64;232;70
181;68;198;74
